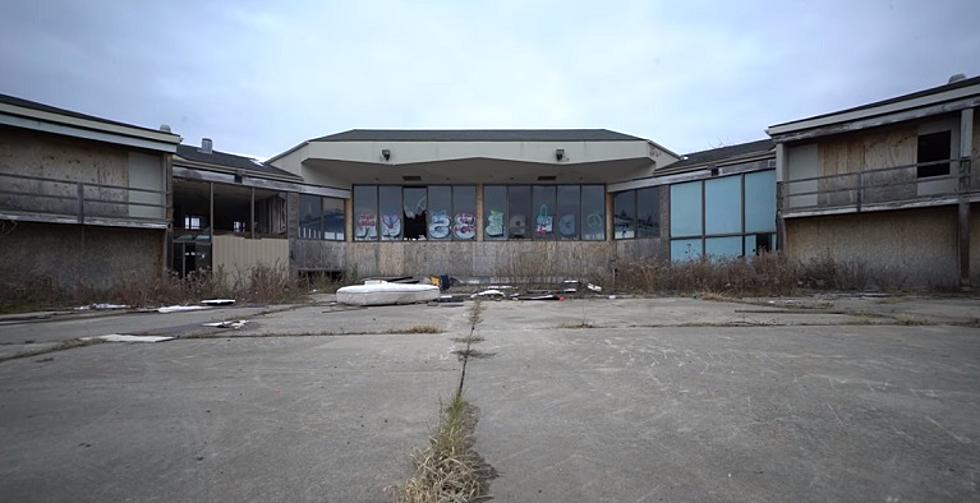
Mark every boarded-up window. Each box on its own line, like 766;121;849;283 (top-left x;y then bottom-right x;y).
916;130;951;178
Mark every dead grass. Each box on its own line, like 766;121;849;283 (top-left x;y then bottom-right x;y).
403;325;443;334
391;395;492;503
558;321;597;329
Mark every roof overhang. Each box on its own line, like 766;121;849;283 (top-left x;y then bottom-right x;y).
0;102;180;152
767;81;980;143
173;156;304;183
173;166;348;198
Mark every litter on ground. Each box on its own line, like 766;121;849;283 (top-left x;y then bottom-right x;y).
471;289;506;299
157;305;211;314
75;303;130;311
83;334;174;343
202;320;250;329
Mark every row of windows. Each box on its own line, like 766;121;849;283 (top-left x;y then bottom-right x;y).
352;185;607;241
668;170;776;260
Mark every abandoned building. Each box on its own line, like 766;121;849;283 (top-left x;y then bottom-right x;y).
1;74;977;297
0;93;178;295
770;75;980;287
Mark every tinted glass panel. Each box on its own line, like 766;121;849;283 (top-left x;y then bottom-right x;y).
581;185;606;241
379;186;402;240
556;185;580;240
705;175;741;235
353;185;378;241
507;185;531;239
427;186;452;240
670;238;702;262
403;187;427;240
483;185;507;240
744;170;776;233
322;197;345;240
532;185;557;240
299;194;321;240
670;181;702;237
452;186;476;240
613;190;635;239
705;236;742;260
636;187;659;238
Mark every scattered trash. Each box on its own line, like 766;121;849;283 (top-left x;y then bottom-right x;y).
202;320;250;329
608;295;617;300
157;305;211;314
470;289;506;299
587;283;602;293
517;294;563;301
200;299;235;306
83;334;174;343
75;303;130;311
337;281;440;306
436;294;467;303
560;280;579;293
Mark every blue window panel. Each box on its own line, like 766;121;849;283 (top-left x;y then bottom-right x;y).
705;236;742;260
670;238;702;262
670;181;702;237
744;234;756;257
744;170;777;233
704;175;741;235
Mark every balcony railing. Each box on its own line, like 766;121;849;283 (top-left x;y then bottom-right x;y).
778;157;977;215
0;171;167;228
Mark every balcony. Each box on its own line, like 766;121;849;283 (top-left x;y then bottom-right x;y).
779;157;978;217
0;172;167;228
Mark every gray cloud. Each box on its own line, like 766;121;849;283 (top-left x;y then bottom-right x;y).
2;0;978;158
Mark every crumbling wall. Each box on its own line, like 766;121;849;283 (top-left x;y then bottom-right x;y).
0;221;164;297
785;206;958;287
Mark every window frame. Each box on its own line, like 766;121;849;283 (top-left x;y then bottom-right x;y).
297;193;346;242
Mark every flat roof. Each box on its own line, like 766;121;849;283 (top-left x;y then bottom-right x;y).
312;128;648;142
0;93;178;138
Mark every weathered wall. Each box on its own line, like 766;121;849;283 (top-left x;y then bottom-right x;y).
213;235;289;282
971;203;980;284
0;127;165;219
0;221;164;297
785;206;958;287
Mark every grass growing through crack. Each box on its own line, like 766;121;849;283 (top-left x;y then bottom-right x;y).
392;299;493;502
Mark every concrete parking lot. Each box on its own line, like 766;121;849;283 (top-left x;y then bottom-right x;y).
1;295;979;502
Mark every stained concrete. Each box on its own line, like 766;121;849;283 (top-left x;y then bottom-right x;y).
1;296;979;502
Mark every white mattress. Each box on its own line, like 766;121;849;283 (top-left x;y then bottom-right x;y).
336;281;440;306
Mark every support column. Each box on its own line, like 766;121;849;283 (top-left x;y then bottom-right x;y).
208;181;214;271
958;108;974;289
475;184;484;242
774;143;787;254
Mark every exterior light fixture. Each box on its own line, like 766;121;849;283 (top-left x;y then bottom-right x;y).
381;149;391;161
555;148;565;161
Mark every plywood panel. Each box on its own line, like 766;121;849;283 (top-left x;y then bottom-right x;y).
213;235;288;282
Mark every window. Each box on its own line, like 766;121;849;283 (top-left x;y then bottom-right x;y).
636;187;659;238
581;185;605;241
184;215;202;230
322;197;345;240
427;186;452;240
403;187;427;240
379;186;402;240
507;185;531;239
452;186;476;240
556;185;580;240
299;194;345;241
613;190;636;239
744;170;776;233
353;186;378;241
668;170;777;262
670;181;702;237
704;175;741;235
484;186;507;240
917;130;951;178
532;185;556;240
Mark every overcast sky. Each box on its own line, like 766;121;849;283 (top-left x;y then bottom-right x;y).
1;0;978;159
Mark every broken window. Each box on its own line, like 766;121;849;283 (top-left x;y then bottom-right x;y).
211;183;252;235
403;187;427;240
452;186;476;240
581;185;605;241
253;189;287;237
427;186;452;240
507;185;531;239
379;186;403;240
557;185;580;240
613;190;635;239
532;185;556;240
353;186;378;241
483;186;507;240
916;130;951;178
636;186;660;238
